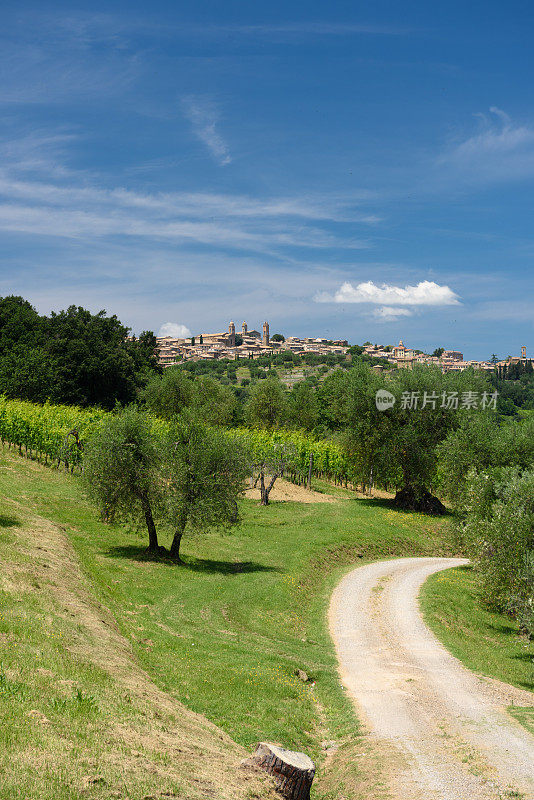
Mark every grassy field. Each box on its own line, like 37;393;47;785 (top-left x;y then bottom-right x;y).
0;446;452;799
421;564;534;734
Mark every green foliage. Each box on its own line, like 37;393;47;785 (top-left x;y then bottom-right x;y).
0;397;351;487
229;427;349;485
319;363;490;496
288;382;319;431
0;296;160;409
439;411;534;637
509;550;534;639
457;468;534;636
142;369;195;418
438;414;534;502
0;395;107;467
142;369;237;426
0;443;451;790
162;412;249;558
244;376;289;429
422;565;533;693
83;407;163;551
490;362;534;413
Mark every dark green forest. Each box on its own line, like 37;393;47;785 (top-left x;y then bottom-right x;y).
0;296;160;408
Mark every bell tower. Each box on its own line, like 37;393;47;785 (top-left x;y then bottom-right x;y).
262;321;270;346
228;321;235;346
242;321;248;337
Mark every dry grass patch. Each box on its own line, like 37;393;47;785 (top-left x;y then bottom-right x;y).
0;495;276;800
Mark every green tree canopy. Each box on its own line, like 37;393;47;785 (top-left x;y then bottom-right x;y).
289;381;319;431
328;363;492;510
83;407;163;552
0;297;160;409
162;412;250;559
244;376;289;429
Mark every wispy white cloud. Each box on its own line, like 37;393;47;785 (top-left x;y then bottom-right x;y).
315;279;460;306
181;96;231;166
0;201;370;251
204;22;410;37
373;306;414;321
0;174;378;223
158;321;191;338
0;146;376;254
438;107;534;183
6;12;410;44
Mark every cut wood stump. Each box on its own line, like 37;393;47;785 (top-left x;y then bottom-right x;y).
242;742;315;800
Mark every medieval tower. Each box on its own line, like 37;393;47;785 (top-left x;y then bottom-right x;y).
242;321;248;337
228;321;236;346
262;321;270;346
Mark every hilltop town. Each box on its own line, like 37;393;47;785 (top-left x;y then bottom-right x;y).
157;320;349;365
156;320;531;373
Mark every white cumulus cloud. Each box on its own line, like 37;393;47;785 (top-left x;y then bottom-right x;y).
315;279;460;306
158;322;191;338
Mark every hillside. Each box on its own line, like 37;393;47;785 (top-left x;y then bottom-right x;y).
0;447;452;799
0;456;278;800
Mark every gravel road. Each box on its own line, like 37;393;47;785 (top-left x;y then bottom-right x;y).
329;557;534;800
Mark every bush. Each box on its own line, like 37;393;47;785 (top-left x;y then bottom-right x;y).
458;467;534;631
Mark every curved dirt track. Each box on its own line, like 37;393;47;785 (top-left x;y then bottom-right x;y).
329;557;534;800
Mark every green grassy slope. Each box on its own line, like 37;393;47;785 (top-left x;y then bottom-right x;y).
0;448;452;798
421;565;534;733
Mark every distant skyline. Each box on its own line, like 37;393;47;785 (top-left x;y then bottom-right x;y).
0;1;533;360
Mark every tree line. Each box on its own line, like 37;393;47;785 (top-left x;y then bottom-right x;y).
0;296;160;408
438;413;534;638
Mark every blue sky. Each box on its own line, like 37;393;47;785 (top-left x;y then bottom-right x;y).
0;1;533;359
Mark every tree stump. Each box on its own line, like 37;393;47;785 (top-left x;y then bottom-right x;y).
242;742;315;800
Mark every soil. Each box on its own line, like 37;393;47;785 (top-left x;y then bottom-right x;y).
329;557;534;800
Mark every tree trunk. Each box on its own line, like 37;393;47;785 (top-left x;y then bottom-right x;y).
140;493;159;551
170;510;187;561
242;742;315;800
261;472;279;506
393;485;447;515
260;471;268;505
306;453;313;490
170;531;183;560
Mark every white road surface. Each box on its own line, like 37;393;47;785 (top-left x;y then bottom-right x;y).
329;557;534;800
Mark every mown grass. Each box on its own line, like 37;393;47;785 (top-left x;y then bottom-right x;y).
0;447;452;798
0;505;196;800
421;564;534;733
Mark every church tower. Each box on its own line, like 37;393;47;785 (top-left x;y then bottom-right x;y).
242;321;248;337
228;321;236;347
262;321;270;346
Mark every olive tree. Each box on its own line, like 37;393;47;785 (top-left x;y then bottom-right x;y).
339;363;491;511
83;407;163;552
162;412;249;560
244;376;289;429
251;441;297;505
141;368;195;419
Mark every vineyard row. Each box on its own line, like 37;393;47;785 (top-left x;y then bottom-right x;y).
0;398;350;483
